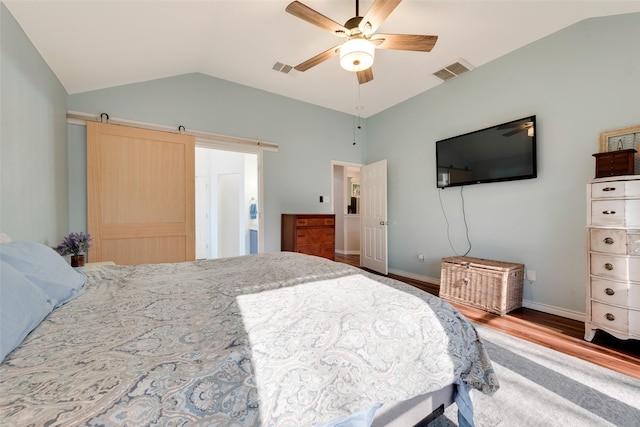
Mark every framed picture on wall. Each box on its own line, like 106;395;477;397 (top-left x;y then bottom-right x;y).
351;182;360;198
599;124;640;174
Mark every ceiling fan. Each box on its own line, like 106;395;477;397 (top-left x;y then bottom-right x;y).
285;0;438;84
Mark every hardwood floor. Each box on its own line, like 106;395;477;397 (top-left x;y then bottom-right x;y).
334;254;640;380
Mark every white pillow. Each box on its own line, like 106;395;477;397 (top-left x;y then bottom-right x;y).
0;233;12;243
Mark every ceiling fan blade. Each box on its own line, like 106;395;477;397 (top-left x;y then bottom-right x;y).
286;1;347;35
357;68;374;84
294;45;340;72
360;0;402;34
373;34;438;52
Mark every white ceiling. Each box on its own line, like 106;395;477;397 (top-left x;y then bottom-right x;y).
5;1;640;117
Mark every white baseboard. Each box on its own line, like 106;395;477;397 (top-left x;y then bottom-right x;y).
522;299;585;322
388;268;586;322
335;250;361;255
388;268;440;287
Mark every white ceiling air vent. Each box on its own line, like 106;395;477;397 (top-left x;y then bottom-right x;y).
272;62;294;74
433;59;474;82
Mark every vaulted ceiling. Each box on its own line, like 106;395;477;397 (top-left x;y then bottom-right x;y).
5;1;640;117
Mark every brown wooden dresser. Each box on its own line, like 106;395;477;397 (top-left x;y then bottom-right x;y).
281;214;335;260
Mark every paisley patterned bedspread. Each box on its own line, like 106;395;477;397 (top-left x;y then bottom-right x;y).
0;252;498;426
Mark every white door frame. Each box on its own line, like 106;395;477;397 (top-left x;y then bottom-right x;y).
196;140;265;255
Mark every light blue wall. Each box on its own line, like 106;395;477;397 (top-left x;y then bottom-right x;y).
67;73;366;252
366;12;640;316
0;3;69;244
3;0;639;318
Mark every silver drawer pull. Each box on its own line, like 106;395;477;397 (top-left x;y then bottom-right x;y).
604;263;614;270
603;237;614;244
602;187;616;192
602;210;616;215
605;313;615;321
605;288;615;296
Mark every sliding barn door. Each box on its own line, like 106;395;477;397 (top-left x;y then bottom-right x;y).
87;122;195;265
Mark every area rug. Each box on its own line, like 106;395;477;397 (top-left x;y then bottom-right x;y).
431;324;640;427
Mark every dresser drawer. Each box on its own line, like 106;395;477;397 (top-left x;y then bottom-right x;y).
591;302;630;331
629;233;640;256
591;180;640;199
296;217;334;227
631;310;640;335
590;277;640;309
590;200;640;227
589;229;640;255
297;243;334;259
590;253;640;281
589;229;629;254
296;228;334;244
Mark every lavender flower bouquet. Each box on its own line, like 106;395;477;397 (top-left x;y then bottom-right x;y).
54;232;92;256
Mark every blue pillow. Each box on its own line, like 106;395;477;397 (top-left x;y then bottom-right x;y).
1;261;54;362
0;241;86;308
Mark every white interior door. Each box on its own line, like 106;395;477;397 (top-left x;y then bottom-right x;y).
361;159;388;274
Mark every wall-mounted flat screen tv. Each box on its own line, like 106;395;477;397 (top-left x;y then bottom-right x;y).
436;115;537;188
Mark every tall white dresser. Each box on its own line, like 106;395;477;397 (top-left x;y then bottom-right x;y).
585;175;640;341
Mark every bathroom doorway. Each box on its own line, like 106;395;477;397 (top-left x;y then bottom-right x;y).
195;146;259;259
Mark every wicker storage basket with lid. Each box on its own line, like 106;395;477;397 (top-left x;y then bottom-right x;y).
439;256;524;316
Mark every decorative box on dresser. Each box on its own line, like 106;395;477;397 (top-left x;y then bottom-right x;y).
585;175;640;341
281;214;335;260
592;148;637;178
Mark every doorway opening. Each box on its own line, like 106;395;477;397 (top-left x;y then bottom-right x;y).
332;161;362;259
196;146;259;259
333;159;389;275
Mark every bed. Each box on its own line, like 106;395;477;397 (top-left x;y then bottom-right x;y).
0;241;499;426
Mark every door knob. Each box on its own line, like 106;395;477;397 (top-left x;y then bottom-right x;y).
379;221;388;226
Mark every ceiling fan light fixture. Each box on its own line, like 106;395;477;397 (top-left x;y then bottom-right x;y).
340;38;374;72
